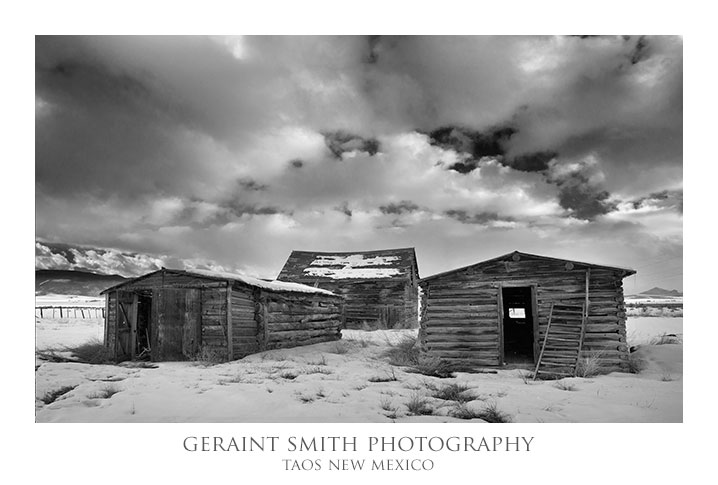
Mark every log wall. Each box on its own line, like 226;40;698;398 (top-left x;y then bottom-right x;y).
261;292;343;350
420;256;630;370
300;280;417;329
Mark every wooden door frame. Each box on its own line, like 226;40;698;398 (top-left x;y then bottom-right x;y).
497;283;539;366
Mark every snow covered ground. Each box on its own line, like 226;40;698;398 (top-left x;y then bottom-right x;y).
35;315;683;423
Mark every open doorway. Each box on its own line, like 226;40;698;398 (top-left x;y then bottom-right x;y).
135;292;153;360
501;286;535;364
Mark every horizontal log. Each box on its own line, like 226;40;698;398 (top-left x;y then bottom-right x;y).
268;329;342;340
266;312;342;324
424;326;500;335
266;334;340;349
269;320;342;332
425;341;499;350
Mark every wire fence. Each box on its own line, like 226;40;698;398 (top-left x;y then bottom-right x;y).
35;306;105;319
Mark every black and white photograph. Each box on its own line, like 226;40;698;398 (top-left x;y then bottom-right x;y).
34;34;683;424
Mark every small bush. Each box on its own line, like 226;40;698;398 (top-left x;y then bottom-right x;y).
297;394;315;403
431;382;473;402
88;384;121;399
369;368;398;383
41;385;77;404
575;350;607;378
407;355;457;378
307;354;328;366
405;391;433;416
304;366;332;375
452;401;512;422
279;371;299;380
63;339;112;364
554;380;577;391
384;336;420;366
331;341;350;355
379;396;398;413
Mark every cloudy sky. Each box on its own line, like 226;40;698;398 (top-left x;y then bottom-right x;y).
35;35;682;292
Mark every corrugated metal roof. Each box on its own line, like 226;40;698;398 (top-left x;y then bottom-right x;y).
278;247;418;281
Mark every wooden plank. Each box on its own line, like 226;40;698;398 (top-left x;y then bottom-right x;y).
129;293;138;359
226;283;233;361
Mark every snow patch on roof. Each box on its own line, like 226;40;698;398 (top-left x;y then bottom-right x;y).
309;254;400;267
304;267;401;279
184;269;336;295
302;254;404;279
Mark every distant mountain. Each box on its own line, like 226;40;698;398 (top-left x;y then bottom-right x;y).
640;287;683;297
35;269;129;296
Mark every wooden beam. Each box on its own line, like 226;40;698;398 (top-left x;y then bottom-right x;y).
103;294;109;348
497;286;504;366
129;293;138;359
226;283;233;361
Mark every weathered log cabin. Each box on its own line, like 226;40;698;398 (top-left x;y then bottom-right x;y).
100;268;344;362
278;248;419;329
418;251;636;375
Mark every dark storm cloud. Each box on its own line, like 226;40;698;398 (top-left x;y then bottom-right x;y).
237;178;269;191
509;151;557;172
444;210;508;225
379;200;420;215
631;189;683;213
323;131;380;158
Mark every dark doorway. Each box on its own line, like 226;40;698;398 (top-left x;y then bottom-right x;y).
136;292;153;360
501;287;535;364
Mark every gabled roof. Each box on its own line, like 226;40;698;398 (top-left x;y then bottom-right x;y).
100;268;337;296
278;247;418;282
420;250;636;283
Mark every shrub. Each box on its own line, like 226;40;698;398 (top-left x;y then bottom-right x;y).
575;350;607;378
384;336;421;366
88;384;121;399
303;366;332;375
405;391;433;416
41;385;77;405
379;396;397;413
451;401;512;422
431;382;473;402
369;368;398;383
307;354;328;366
457;400;512;423
331;341;350;355
63;339;112;364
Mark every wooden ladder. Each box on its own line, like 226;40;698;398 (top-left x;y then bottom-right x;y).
533;302;587;380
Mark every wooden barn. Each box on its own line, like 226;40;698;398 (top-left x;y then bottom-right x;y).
278;248;419;329
100;268;344;362
418;251;636;376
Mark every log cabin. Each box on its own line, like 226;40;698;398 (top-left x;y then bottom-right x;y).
100;268;344;362
418;251;636;376
278;248;419;329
